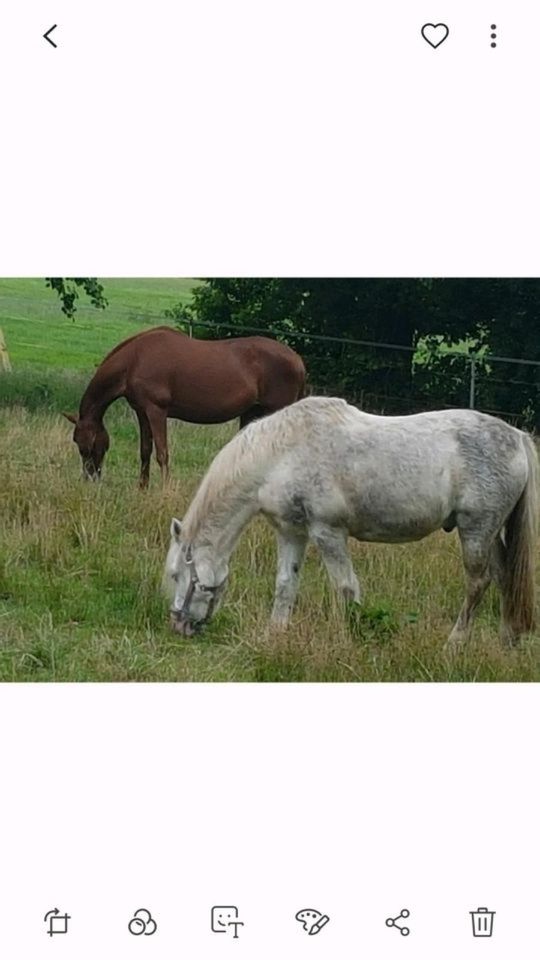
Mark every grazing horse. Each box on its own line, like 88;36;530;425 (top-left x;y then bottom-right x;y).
164;397;538;648
64;325;306;485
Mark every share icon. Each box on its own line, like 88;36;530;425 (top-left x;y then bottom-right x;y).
386;908;411;936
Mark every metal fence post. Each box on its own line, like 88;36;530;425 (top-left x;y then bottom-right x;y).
469;357;476;408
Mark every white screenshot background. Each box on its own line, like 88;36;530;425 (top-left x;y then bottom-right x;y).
1;0;540;957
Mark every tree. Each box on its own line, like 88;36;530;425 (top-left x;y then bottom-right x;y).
45;278;108;319
421;279;540;425
167;279;540;423
167;279;430;412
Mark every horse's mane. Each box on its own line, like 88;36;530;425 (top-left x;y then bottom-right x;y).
183;396;352;540
79;326;182;417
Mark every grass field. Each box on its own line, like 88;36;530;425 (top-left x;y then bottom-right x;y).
0;277;195;369
1;280;540;681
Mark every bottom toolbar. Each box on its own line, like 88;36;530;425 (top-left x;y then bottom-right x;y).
38;904;498;939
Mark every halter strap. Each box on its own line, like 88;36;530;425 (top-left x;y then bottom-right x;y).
179;544;221;621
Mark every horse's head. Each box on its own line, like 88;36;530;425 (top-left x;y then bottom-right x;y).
164;518;229;635
63;412;110;480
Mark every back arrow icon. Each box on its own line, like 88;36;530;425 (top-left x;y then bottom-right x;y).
43;24;58;47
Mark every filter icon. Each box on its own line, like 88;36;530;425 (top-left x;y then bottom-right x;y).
470;907;495;938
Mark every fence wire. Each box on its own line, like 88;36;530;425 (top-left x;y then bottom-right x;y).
177;318;540;426
1;294;540;426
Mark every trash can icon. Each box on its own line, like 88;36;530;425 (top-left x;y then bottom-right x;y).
470;908;495;937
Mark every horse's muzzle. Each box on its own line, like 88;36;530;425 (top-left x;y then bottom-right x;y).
83;466;101;481
170;612;199;637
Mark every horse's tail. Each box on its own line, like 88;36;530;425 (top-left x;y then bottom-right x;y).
296;359;309;400
500;433;538;635
297;377;308;400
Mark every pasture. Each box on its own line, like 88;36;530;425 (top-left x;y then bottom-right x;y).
1;281;540;681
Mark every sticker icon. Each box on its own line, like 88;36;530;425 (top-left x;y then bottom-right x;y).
128;908;158;936
211;906;244;938
295;908;330;935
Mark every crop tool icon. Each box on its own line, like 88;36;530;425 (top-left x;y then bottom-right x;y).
44;908;71;936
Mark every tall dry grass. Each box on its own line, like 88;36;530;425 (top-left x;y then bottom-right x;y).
1;402;540;681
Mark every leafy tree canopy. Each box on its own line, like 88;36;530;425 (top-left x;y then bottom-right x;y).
168;278;540;425
45;278;107;319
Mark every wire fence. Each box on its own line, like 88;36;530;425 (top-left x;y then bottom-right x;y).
177;317;540;426
1;292;540;426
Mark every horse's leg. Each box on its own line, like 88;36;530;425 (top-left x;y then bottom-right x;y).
309;523;361;603
447;523;493;650
135;409;153;489
145;405;169;482
489;533;521;647
270;528;308;628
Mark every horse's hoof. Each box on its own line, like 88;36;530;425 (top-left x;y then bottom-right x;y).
500;632;521;650
444;633;465;655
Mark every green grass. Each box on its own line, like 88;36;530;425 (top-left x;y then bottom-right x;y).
0;277;196;369
1;376;540;681
1;281;540;681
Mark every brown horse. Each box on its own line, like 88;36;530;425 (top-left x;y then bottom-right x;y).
64;326;306;486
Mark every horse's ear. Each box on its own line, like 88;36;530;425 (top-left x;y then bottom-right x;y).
62;412;78;425
170;518;182;542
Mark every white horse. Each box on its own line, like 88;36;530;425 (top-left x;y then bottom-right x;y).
164;397;538;646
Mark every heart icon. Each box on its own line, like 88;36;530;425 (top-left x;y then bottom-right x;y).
421;23;449;48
